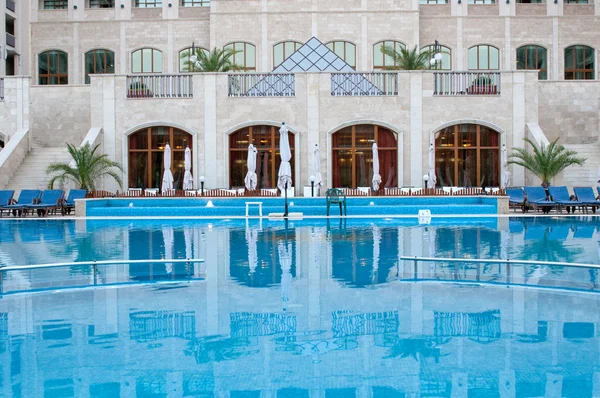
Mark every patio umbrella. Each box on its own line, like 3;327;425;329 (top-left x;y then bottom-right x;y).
262;152;270;188
161;143;174;194
278;240;293;310
244;144;258;190
372;143;381;191
372;225;381;283
313;144;323;195
162;226;174;274
501;144;511;189
246;226;258;274
428;143;437;188
184;226;193;260
277;123;292;192
183;146;193;190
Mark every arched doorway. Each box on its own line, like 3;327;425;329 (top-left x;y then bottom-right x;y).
331;124;398;189
229;125;295;189
128;126;193;189
434;124;500;188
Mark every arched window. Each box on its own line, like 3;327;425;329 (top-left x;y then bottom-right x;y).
131;48;163;73
179;47;209;72
564;45;595;80
273;41;303;69
434;124;500;188
84;49;115;84
373;41;406;69
229;125;295;188
421;44;452;70
516;45;547;80
224;42;256;71
128;127;192;189
468;45;500;70
38;50;68;85
331;125;398;189
326;41;356;69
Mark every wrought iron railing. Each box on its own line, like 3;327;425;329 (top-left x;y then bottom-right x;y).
0;78;4;101
126;74;193;99
331;72;398;96
433;72;501;96
6;0;15;12
5;33;15;48
228;73;295;97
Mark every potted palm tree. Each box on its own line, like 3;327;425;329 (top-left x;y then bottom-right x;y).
181;47;242;72
379;45;433;70
508;137;585;189
47;143;123;190
469;75;497;94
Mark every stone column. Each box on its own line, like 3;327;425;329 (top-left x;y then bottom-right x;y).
204;74;218;188
511;73;526;187
409;72;423;187
306;74;320;188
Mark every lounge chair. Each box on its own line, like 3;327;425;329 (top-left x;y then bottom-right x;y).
0;190;15;217
62;189;87;215
24;189;64;217
505;187;527;212
524;187;557;214
573;187;600;213
2;190;41;217
547;186;583;213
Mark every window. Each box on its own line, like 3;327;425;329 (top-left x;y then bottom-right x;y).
43;0;68;9
373;41;406;69
468;0;496;3
131;48;163;73
421;44;452;70
273;41;303;69
468;45;499;70
128;127;192;189
516;45;547;80
326;41;356;69
420;0;449;3
38;50;68;85
565;45;595;80
516;0;545;3
135;0;161;7
564;0;589;3
435;124;500;188
84;49;115;84
229;126;295;189
179;47;208;72
224;42;256;71
331;125;398;189
181;0;210;6
88;0;114;8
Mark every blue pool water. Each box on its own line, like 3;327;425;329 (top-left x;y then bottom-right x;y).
0;217;599;397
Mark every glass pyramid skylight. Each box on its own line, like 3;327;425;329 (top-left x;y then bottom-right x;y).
273;37;355;73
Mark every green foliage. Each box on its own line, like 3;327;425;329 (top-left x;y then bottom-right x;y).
379;45;433;71
47;143;123;190
508;137;585;187
181;47;242;72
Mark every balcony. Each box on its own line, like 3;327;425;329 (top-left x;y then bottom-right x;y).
228;73;295;97
5;33;15;48
126;75;193;99
331;72;398;96
433;72;501;96
6;0;15;12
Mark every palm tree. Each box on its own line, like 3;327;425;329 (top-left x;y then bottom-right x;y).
508;137;585;188
379;45;433;70
181;47;242;72
47;143;123;190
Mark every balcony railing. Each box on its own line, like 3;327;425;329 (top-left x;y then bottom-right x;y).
331;72;398;96
0;78;4;101
6;0;15;12
126;75;193;99
228;73;295;97
433;72;501;96
5;33;15;48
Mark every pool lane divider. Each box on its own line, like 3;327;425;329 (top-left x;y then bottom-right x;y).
401;256;599;269
0;258;205;272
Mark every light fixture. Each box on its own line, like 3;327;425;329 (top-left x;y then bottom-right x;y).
423;174;430;189
168;2;172;6
73;4;77;9
429;40;443;69
120;3;124;7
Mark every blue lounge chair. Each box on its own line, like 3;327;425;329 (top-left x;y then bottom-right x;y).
62;189;87;215
574;187;600;213
0;190;15;217
505;187;527;213
548;186;583;213
524;187;557;213
2;190;41;217
24;190;64;217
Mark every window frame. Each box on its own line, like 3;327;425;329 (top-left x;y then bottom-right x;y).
272;41;303;69
181;0;210;6
84;49;115;84
468;45;500;70
224;42;256;72
178;47;209;72
131;48;163;74
88;0;115;8
326;41;357;69
516;45;548;80
38;50;68;85
564;45;595;80
373;40;406;70
42;0;68;9
134;0;162;7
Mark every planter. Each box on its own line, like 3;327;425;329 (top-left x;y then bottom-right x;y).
468;85;498;95
127;89;153;98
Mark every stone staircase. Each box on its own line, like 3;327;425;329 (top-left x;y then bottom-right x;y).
556;143;600;189
5;146;72;191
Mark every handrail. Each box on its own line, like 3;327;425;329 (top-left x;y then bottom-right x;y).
400;255;600;269
0;258;205;272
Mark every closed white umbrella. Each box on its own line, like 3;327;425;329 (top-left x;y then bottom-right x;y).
183;146;193;190
277;123;292;192
372;143;381;191
372;225;381;283
162;226;174;274
161;143;174;194
501;144;511;189
244;144;258;190
314;144;323;195
278;241;293;310
246;226;258;274
428;143;437;188
184;226;193;260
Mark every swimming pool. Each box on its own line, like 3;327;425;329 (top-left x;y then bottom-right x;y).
0;216;599;396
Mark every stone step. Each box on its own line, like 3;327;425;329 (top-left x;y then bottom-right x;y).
6;147;73;191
